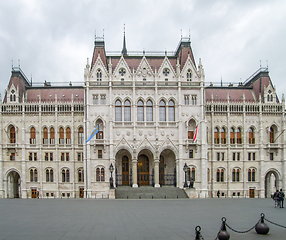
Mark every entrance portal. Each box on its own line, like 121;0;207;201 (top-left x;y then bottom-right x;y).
7;171;20;198
138;154;149;186
265;170;279;198
31;189;37;198
122;156;129;186
159;156;165;186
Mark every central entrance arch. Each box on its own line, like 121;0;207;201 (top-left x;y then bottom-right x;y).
265;170;279;198
138;154;149;186
7;170;21;198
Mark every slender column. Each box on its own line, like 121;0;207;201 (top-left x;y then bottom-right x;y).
132;159;138;187
154;159;160;188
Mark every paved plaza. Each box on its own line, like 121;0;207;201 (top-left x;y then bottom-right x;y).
0;198;285;240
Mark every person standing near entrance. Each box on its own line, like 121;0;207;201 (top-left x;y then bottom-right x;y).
217;190;220;198
279;189;284;208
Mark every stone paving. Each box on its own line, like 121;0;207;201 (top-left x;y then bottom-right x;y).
0;198;285;240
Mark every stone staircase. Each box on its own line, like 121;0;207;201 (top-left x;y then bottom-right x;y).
115;186;188;199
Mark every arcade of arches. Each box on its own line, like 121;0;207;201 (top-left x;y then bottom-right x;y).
115;148;176;187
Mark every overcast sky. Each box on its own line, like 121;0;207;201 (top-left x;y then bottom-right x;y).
0;0;285;100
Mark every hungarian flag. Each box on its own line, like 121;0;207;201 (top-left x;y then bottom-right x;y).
193;126;198;142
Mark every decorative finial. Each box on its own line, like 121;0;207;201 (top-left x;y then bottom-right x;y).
260;60;261;68
221;74;223;87
180;29;182;38
94;30;96;40
124;24;125;34
266;60;268;68
103;29;104;40
12;60;13;69
189;29;191;40
18;59;20;68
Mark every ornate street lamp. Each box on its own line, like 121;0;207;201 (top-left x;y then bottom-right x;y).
109;163;114;189
183;163;188;188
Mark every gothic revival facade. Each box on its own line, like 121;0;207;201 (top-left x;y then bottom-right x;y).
0;35;284;199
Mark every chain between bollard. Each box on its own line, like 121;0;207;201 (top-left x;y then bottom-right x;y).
225;218;260;234
265;217;286;229
195;226;205;240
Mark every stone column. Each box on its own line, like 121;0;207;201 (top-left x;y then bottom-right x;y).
154;159;160;188
132;159;138;187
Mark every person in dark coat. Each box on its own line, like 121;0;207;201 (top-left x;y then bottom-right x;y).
279;189;284;208
217;190;220;198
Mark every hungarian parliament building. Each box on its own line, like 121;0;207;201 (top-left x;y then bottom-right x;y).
0;35;285;199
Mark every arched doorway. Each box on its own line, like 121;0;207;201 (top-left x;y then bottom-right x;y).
159;149;176;186
159;156;165;186
265;170;279;198
7;171;21;198
122;155;129;186
138;154;149;186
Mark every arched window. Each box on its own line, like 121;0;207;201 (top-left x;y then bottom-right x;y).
10;126;16;143
230;127;235;144
216;169;224;182
30;169;34;182
221;127;226;144
115;100;122;121
159;100;166;121
249;127;255;144
248;169;256;182
168;100;175;121
43;127;48;144
96;167;105;182
124;100;131;121
59;127;64;144
66;127;71;144
146;100;153;121
96;69;102;81
30;127;36;145
46;169;54;182
232;169;240;182
214;127;219;144
270;127;274;143
96;120;104;139
237;127;242;144
62;169;70;182
137;100;144;121
78;168;84;182
187;69;192;81
50;127;55;144
78;127;84;145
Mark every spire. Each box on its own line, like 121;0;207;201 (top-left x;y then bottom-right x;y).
122;24;127;56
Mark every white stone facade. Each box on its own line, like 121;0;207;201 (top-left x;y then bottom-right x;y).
0;37;285;199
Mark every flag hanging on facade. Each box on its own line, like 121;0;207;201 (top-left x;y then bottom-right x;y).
193;126;198;142
86;125;99;143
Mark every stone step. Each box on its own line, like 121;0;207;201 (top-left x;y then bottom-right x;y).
115;186;188;199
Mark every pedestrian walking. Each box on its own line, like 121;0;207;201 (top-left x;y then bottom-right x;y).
279;189;284;208
217;190;220;198
273;190;279;207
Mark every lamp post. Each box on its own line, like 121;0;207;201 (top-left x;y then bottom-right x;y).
109;163;114;189
183;163;188;188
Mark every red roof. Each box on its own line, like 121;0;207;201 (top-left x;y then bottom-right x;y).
205;88;256;102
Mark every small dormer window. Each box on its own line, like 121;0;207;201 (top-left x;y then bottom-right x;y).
187;69;192;81
96;69;102;81
10;89;16;102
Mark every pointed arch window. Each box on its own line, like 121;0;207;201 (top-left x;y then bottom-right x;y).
168;100;175;121
249;127;255;144
96;69;102;81
187;69;192;81
230;127;235;144
115;100;122;121
96;167;105;182
221;127;226;144
232;169;240;182
237;127;242;144
248;169;256;182
78;127;84;145
66;127;71;144
216;169;224;182
214;127;219;144
59;127;64;144
50;127;55;144
137;100;144;121
146;100;153;121
30;169;38;182
10;126;16;143
62;169;70;182
124;100;131;121
159;100;166;121
78;168;84;182
270;127;274;143
43;127;48;144
30;127;36;145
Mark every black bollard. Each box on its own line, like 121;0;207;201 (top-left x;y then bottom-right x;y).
218;217;230;240
195;226;202;240
255;213;269;235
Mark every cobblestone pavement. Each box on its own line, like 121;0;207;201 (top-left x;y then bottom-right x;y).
0;198;285;240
